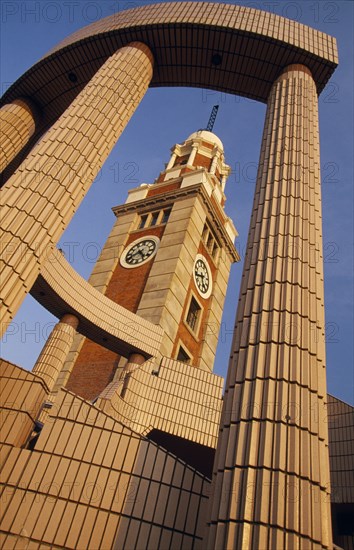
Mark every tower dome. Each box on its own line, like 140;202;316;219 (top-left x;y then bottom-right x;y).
186;130;224;150
157;128;230;192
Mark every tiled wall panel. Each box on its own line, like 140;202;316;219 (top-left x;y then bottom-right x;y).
98;356;223;449
0;388;210;549
0;360;48;447
327;395;354;550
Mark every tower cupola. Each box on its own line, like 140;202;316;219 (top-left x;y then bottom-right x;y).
157;129;231;192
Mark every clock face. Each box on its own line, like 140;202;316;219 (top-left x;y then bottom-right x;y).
120;236;160;268
193;254;212;298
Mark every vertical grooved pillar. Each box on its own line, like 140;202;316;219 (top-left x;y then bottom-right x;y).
32;314;79;391
205;65;332;549
0;42;154;335
0;99;38;172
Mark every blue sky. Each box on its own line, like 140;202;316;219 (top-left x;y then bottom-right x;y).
1;0;353;405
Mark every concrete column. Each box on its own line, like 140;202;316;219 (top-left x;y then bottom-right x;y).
205;65;332;549
0;99;38;172
120;352;146;397
32;314;79;391
0;42;154;335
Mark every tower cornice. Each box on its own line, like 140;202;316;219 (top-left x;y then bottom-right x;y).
112;183;240;263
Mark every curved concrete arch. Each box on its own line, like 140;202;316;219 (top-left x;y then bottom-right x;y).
30;250;163;359
1;2;337;179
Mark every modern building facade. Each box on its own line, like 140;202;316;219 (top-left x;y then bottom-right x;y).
0;2;353;549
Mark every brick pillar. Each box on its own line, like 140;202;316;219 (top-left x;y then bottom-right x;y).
0;42;154;335
0;99;38;172
32;314;79;391
206;65;332;549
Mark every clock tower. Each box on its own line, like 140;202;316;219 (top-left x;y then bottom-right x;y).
61;129;239;400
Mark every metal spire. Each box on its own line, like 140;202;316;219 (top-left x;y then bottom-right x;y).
206;105;219;131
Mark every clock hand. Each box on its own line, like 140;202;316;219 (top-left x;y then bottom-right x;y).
131;250;143;260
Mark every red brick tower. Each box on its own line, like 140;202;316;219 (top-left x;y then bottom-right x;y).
61;130;239;399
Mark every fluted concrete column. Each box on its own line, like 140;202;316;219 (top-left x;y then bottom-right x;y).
206;65;332;549
32;314;79;391
0;99;38;172
0;42;153;335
